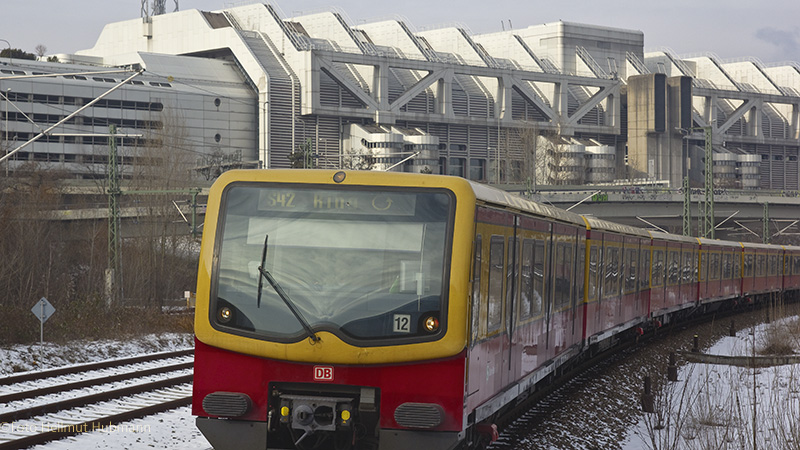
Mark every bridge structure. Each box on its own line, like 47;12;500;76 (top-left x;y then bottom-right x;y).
39;182;799;245
521;187;800;243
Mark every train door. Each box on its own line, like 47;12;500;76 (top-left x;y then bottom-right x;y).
502;217;519;387
585;234;602;340
639;241;651;319
543;224;556;361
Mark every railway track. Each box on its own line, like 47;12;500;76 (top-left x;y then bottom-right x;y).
0;349;193;450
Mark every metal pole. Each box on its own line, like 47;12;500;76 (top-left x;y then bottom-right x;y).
108;125;121;304
703;127;714;239
4;87;7;176
682;175;691;236
763;203;769;244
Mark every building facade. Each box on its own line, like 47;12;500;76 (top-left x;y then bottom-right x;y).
1;4;799;189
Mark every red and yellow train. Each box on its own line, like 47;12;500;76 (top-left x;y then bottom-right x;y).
192;170;800;450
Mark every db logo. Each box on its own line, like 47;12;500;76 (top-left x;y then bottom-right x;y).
313;366;334;381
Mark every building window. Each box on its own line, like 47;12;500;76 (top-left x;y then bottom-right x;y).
469;158;485;181
449;157;465;177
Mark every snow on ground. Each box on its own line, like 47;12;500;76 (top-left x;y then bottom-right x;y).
622;317;800;449
0;333;195;376
0;333;211;450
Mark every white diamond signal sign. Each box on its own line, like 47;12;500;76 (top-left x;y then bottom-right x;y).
31;297;56;323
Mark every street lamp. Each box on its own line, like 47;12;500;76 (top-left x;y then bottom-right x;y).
0;39;11;64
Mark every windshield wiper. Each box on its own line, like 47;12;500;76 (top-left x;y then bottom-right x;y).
256;234;320;343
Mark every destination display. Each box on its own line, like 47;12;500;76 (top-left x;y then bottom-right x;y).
257;189;417;216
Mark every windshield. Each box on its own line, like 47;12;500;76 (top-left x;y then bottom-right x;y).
211;183;453;344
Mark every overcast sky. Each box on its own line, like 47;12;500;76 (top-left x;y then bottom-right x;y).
3;0;799;64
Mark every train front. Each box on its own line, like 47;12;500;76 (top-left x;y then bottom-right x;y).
192;170;474;450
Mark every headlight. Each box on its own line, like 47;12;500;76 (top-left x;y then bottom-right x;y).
218;306;232;323
423;315;439;332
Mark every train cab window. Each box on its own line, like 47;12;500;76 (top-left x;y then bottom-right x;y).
668;251;679;285
639;248;650;290
212;185;453;343
471;235;482;341
588;246;598;300
652;250;664;287
487;237;505;333
604;245;620;297
624;248;637;293
723;253;732;279
682;251;692;283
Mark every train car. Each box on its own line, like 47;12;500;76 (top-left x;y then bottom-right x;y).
783;245;800;293
192;169;587;450
741;242;783;298
697;238;742;304
582;217;650;345
464;183;586;431
648;232;699;320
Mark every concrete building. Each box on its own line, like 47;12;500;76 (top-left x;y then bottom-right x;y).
1;4;799;190
0;53;257;178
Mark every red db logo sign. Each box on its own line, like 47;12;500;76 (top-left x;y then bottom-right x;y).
314;366;334;381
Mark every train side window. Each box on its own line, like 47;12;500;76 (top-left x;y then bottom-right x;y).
564;243;573;307
576;237;585;302
770;255;778;276
588;246;598;300
555;243;569;308
757;255;766;277
733;253;741;279
471;235;482;341
668;251;679;285
723;253;732;279
519;239;534;320
652;249;664;287
487;237;504;333
624;248;637;293
682;250;692;283
693;250;699;282
794;256;800;275
710;253;720;280
507;237;518;309
784;255;790;276
639;248;650;290
533;240;545;316
744;254;754;277
604;245;620;297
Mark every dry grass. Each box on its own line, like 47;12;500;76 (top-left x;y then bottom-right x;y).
758;317;800;356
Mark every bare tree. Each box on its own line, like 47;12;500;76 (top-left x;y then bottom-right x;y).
116;106;199;308
34;44;47;59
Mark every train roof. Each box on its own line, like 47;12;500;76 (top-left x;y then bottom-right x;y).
740;241;784;251
648;231;700;244
468;180;587;227
582;215;651;238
